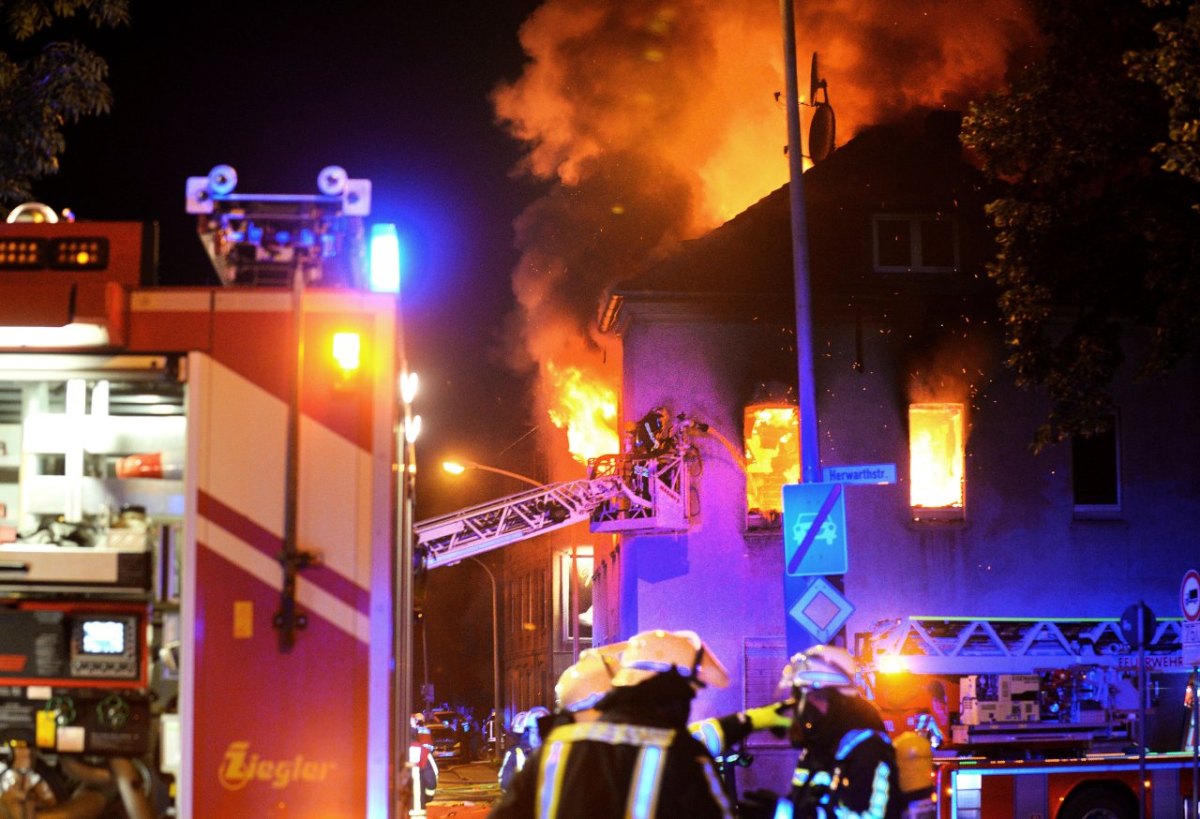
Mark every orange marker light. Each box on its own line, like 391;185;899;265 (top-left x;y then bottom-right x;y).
332;332;361;373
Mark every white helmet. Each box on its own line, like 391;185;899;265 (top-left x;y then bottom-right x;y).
612;629;730;689
513;705;550;734
555;644;625;712
777;645;858;697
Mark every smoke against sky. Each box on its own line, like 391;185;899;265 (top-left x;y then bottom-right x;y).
490;0;1039;476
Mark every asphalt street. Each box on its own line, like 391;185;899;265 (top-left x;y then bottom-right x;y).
424;759;501;818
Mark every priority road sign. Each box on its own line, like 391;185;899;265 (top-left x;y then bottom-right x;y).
787;574;854;643
782;482;848;577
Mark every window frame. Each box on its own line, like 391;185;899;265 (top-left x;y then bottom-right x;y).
908;402;966;522
872;213;960;273
1071;415;1122;519
555;546;594;651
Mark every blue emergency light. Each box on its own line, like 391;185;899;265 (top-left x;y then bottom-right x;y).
368;223;401;294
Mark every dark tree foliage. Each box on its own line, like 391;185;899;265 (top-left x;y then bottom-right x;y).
0;0;129;204
961;0;1200;451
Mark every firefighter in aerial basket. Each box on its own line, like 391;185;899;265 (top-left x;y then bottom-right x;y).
775;645;903;819
489;628;734;818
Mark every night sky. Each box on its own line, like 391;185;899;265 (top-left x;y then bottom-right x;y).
27;0;548;713
33;0;546;517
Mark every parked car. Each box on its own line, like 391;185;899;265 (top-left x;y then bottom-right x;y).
426;720;469;765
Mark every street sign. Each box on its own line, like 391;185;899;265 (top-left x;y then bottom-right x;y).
1182;569;1200;622
822;463;896;485
787;576;855;647
1183;621;1200;666
1120;602;1157;649
782;482;848;577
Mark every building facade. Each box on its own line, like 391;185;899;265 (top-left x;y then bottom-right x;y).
593;111;1200;791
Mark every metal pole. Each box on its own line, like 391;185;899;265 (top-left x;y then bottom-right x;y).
571;546;581;664
1191;667;1198;818
1138;605;1146;819
467;556;501;764
466;462;542;488
395;366;417;814
780;0;820;483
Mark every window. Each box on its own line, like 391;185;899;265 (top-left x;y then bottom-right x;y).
1072;418;1121;517
909;403;965;520
744;404;800;529
873;214;958;272
557;547;593;650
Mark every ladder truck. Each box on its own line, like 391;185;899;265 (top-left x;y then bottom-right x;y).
858;615;1200;819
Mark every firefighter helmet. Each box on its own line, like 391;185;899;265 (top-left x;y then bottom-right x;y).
555;644;625;712
512;706;550;734
611;629;730;689
777;645;858;696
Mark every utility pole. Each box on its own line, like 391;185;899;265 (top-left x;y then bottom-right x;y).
781;0;820;483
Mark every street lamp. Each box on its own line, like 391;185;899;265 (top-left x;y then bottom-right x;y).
441;459;542;488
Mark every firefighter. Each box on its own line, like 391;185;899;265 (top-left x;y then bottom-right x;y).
553;643;626;723
498;706;550;791
411;715;439;805
489;628;734;818
777;645;901;819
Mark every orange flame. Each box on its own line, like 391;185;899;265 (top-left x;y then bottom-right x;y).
545;360;619;463
744;405;801;518
496;2;1037;477
909;403;964;509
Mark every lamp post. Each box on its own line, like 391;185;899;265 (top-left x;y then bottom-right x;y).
442;459;542;764
395;372;419;817
441;460;542;488
464;555;502;763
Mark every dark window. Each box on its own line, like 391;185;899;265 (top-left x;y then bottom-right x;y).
876;219;912;267
873;214;959;272
920;219;957;268
1072;420;1120;513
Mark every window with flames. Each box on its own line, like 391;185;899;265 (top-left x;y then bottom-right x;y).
744;405;800;529
909;403;965;520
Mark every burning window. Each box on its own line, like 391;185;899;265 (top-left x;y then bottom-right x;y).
744;405;800;528
1072;417;1120;517
909;403;964;519
873;214;958;273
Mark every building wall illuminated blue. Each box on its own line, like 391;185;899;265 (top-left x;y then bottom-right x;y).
593;112;1200;792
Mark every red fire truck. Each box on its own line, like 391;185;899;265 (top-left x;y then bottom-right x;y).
860;615;1200;818
0;168;403;818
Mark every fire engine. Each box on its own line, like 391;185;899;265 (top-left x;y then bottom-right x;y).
859;615;1200;818
0;167;400;818
0;168;708;819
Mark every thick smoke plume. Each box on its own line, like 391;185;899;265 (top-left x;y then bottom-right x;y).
491;0;1038;477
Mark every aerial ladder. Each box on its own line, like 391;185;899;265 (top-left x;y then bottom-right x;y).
415;414;708;568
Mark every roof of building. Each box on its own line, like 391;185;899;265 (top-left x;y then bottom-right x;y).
600;109;996;330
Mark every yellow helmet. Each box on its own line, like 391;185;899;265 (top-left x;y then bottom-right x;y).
612;629;730;689
777;645;858;696
555;643;625;712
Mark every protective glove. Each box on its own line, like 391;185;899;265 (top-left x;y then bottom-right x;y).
746;701;793;731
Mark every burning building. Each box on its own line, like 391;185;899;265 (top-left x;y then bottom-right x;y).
591;110;1200;790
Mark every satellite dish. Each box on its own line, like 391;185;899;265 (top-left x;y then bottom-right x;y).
807;52;836;164
809;104;836;163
